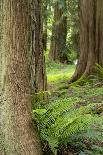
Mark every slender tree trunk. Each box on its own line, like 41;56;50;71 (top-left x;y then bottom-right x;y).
34;0;47;93
43;23;48;51
0;0;43;154
69;0;103;83
43;0;48;51
49;0;67;62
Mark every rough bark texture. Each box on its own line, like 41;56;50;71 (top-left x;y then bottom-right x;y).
34;0;47;93
0;0;43;155
95;0;103;66
43;0;48;51
70;0;103;82
49;0;67;62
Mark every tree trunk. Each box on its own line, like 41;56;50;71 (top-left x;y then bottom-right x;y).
43;24;47;51
95;0;103;66
0;0;43;154
49;0;67;63
43;0;48;51
34;0;47;93
69;0;103;83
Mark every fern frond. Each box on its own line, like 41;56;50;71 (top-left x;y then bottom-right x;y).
95;63;103;80
33;97;103;154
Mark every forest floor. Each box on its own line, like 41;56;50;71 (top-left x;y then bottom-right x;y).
46;62;103;155
47;61;75;92
35;61;103;155
47;62;103;104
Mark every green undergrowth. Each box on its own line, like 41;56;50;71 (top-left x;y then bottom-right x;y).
33;97;103;154
46;61;75;91
33;62;103;155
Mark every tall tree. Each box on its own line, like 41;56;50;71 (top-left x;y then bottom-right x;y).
0;0;44;154
69;0;103;82
43;0;48;51
67;0;79;58
34;0;47;93
49;0;67;62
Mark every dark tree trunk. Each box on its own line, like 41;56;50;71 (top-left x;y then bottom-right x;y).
69;0;103;83
49;0;67;63
0;0;43;154
33;0;47;93
43;24;47;51
43;0;48;51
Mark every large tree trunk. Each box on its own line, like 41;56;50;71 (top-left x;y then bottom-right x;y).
49;0;67;63
95;0;103;66
0;0;43;154
69;0;103;83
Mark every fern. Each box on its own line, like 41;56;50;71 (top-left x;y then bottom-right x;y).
33;98;103;154
95;63;103;80
68;64;103;88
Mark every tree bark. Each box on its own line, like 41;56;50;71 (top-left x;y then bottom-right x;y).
95;0;103;66
34;0;47;93
49;0;67;63
43;0;48;51
69;0;103;83
0;0;43;154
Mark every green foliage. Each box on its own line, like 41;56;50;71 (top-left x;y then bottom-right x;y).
67;50;77;63
69;64;103;88
60;48;78;64
69;120;103;155
33;97;103;154
35;61;103;155
33;109;47;115
69;75;93;87
46;61;75;84
46;61;64;73
34;91;47;102
95;63;103;80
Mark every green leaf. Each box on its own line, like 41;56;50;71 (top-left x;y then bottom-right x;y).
33;109;47;115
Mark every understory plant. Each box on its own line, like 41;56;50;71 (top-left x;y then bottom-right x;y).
95;63;103;81
33;97;103;155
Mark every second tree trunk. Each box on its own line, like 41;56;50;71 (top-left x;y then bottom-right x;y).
70;0;103;82
49;0;67;63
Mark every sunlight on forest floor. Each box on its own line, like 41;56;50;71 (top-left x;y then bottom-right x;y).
47;65;75;83
47;62;75;91
34;62;103;155
46;62;103;102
